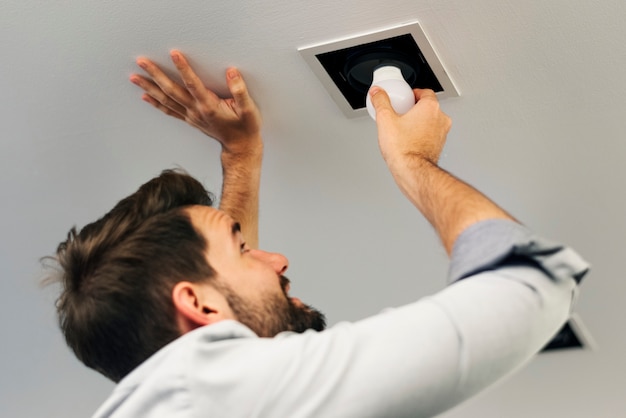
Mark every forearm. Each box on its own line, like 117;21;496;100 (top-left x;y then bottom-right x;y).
131;51;264;248
389;155;516;255
219;139;263;249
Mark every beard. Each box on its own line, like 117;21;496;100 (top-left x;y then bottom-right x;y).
221;275;326;337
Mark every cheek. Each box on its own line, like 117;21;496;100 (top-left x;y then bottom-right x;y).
237;266;278;296
259;272;285;299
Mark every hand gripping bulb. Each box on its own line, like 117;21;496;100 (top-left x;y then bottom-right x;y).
365;65;415;121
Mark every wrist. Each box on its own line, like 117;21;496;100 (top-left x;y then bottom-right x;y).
220;136;263;163
385;150;436;174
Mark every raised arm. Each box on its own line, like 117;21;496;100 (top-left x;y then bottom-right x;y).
130;50;263;248
369;87;516;254
226;88;587;418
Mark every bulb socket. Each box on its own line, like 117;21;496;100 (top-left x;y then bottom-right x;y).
343;49;419;93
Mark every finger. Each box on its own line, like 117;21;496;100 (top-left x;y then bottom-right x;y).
141;94;186;121
136;56;193;108
130;74;187;115
413;88;438;102
169;50;220;107
369;86;397;120
226;68;253;111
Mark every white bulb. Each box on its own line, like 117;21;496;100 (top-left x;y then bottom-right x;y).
365;65;415;120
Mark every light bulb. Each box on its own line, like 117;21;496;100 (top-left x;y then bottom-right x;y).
365;65;415;120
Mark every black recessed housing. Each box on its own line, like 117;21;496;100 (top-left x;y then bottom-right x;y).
315;34;443;110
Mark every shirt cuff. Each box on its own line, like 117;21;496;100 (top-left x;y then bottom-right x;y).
448;219;590;284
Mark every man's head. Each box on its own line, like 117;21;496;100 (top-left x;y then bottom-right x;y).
50;170;325;383
177;206;326;338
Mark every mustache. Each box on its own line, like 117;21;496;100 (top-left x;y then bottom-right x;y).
280;275;290;293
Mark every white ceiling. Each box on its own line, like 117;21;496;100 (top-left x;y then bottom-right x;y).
2;1;624;416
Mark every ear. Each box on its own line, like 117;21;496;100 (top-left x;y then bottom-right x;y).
171;281;226;334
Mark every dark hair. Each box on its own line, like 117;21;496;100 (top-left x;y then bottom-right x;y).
48;169;215;382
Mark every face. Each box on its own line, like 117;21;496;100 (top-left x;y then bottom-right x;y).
186;206;325;337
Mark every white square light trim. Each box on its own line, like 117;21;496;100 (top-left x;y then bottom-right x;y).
298;21;459;118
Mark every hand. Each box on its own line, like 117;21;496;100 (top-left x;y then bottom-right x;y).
369;87;515;254
130;50;262;156
369;87;452;167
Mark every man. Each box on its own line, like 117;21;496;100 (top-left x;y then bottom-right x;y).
50;50;588;417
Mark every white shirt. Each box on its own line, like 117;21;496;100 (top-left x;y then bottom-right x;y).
93;220;589;418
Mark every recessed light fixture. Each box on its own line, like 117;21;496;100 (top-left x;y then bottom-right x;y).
299;21;459;118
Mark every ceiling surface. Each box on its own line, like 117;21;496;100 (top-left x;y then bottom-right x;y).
2;1;624;417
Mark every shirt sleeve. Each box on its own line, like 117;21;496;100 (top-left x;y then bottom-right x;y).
246;219;590;418
448;219;589;284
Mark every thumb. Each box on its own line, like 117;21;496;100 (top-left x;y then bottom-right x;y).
226;68;253;110
369;86;396;119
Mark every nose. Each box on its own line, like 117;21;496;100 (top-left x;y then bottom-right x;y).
252;249;289;275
